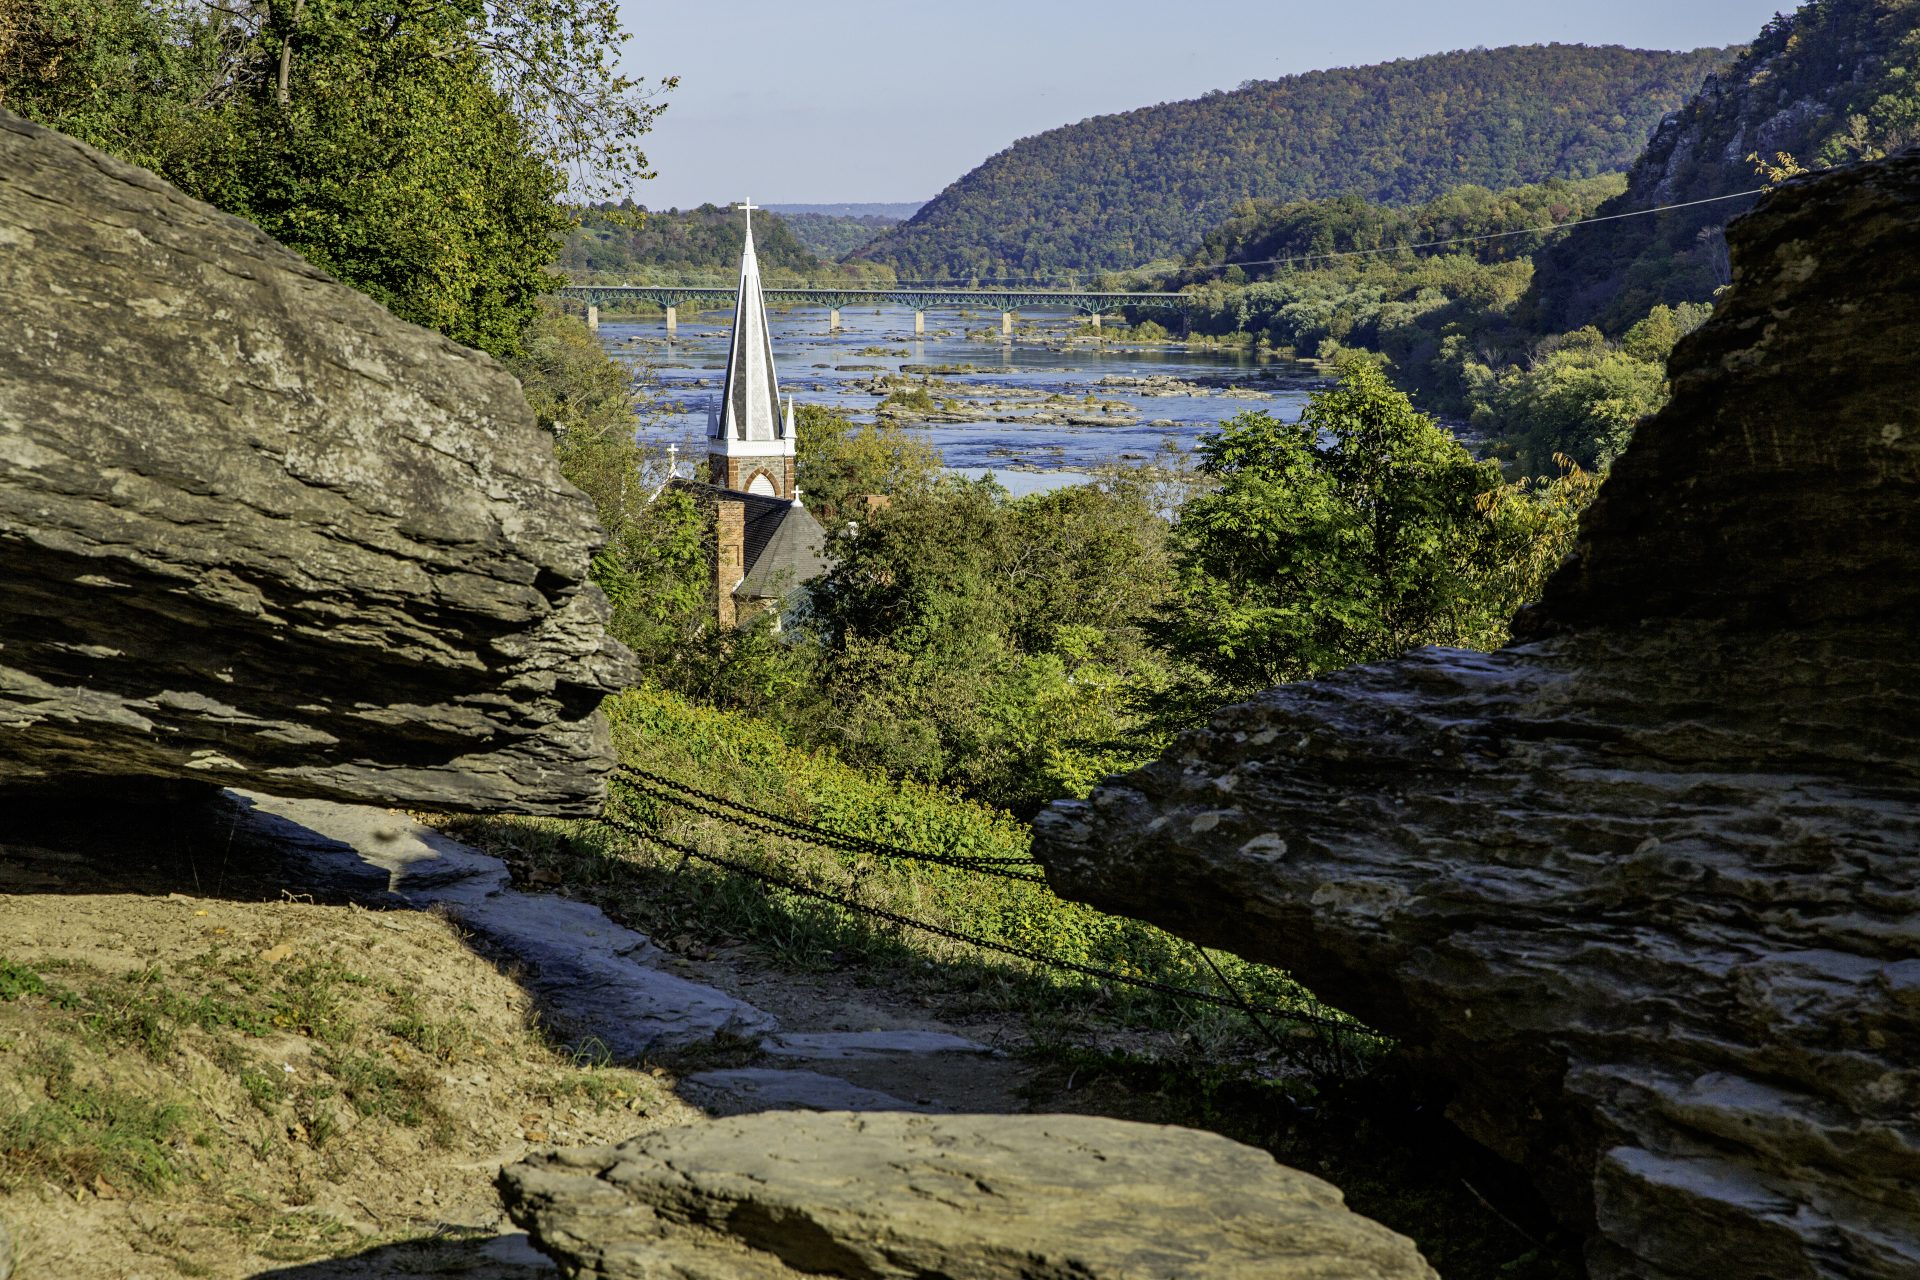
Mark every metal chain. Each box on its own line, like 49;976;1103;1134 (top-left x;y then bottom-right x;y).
625;782;1046;885
596;813;1368;1037
614;766;1045;875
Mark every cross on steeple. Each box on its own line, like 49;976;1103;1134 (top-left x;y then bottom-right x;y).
735;198;758;226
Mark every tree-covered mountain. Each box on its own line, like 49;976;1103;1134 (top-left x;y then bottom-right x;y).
1168;175;1629;288
560;203;824;280
778;212;902;260
1523;0;1920;334
855;43;1738;280
560;203;899;284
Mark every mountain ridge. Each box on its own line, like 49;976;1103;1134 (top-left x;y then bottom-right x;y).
856;43;1739;280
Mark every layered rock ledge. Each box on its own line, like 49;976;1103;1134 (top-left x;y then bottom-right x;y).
499;1111;1437;1279
0;111;633;814
1035;156;1920;1280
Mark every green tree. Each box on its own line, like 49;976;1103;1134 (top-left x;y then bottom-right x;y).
0;0;671;357
793;404;940;528
509;307;708;666
1492;338;1669;472
1152;358;1573;697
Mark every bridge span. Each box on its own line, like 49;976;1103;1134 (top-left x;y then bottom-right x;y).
553;284;1191;337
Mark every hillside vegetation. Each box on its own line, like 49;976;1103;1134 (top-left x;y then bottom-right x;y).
560;203;896;286
779;211;903;259
1524;0;1920;333
857;43;1736;280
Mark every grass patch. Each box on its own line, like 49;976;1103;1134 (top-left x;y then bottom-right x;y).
0;1042;188;1192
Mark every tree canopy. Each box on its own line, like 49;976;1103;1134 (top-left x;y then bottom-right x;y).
1151;360;1593;699
0;0;670;356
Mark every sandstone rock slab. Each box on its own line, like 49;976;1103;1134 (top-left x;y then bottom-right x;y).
1034;156;1920;1280
499;1111;1438;1279
0;110;632;815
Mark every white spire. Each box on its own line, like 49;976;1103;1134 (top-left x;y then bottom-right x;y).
715;198;788;448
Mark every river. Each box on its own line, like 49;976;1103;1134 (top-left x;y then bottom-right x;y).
599;305;1322;495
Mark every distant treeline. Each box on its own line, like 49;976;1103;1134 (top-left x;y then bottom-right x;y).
560;203;894;285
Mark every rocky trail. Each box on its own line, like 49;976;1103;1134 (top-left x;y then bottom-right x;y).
239;793;1041;1124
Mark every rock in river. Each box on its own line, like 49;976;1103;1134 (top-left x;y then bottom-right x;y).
0;110;633;815
499;1111;1437;1279
1034;155;1920;1279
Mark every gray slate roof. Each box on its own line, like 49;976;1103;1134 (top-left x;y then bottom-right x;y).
667;478;832;602
736;498;830;601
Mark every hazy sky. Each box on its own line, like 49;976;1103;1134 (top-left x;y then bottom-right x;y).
622;0;1792;208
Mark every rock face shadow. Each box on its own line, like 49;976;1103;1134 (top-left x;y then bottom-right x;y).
244;1231;555;1278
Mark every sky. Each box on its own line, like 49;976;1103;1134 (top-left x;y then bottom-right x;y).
621;0;1793;209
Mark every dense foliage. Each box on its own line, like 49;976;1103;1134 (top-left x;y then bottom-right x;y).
777;211;901;260
1159;176;1710;472
0;0;667;356
1152;360;1595;702
508;307;711;669
857;44;1734;280
1524;0;1920;333
560;202;898;287
564;202;818;276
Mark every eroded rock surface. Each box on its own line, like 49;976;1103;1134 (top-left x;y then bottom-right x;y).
0;110;632;814
1035;156;1920;1280
499;1111;1437;1279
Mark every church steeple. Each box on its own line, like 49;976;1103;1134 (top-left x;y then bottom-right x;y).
708;199;796;497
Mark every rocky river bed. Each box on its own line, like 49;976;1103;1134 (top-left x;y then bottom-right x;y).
600;307;1326;493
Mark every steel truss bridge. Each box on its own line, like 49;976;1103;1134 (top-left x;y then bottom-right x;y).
555;284;1190;315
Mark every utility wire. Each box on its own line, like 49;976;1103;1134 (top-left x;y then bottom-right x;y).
596;812;1374;1039
1170;186;1771;276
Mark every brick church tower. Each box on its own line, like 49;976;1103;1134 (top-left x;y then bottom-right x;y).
692;201;827;628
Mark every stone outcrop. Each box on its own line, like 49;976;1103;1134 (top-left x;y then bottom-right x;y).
0;111;633;814
499;1111;1437;1279
1034;155;1920;1280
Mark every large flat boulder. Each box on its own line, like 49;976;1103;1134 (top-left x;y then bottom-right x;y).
1034;156;1920;1279
498;1111;1437;1278
0;110;633;814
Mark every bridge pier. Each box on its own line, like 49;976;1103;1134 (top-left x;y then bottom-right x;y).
665;305;677;337
1001;310;1014;337
586;303;599;334
914;310;925;336
1090;312;1103;331
829;307;841;332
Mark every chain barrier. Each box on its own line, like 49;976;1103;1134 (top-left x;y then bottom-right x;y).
614;766;1046;878
596;811;1370;1039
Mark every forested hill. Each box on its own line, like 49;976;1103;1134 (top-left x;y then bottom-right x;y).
560;203;823;280
854;44;1736;280
1523;0;1920;334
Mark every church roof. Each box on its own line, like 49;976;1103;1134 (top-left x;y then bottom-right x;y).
665;479;833;602
736;499;830;602
714;204;787;446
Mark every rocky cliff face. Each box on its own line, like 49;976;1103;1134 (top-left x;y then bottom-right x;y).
1524;0;1920;333
1035;155;1920;1280
0;111;633;815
